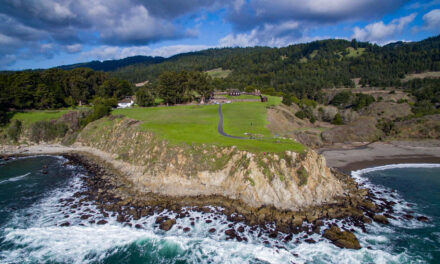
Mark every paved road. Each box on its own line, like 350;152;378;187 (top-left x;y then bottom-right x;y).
217;104;248;139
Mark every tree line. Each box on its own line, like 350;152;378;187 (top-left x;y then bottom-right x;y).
0;68;132;124
110;36;440;102
135;71;213;106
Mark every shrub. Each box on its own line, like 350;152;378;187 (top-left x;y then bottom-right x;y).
282;95;292;106
299;98;317;108
295;111;306;119
291;96;300;105
297;166;308;186
30;121;68;143
353;93;375;110
244;85;256;93
331;113;343;125
6;119;22;141
377;119;396;136
330;91;352;107
80;97;114;127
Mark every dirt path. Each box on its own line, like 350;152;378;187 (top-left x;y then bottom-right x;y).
217;104;247;139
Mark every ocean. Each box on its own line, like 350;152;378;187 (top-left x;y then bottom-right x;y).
0;155;439;263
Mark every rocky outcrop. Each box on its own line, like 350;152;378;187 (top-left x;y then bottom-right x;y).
75;117;345;211
323;226;361;249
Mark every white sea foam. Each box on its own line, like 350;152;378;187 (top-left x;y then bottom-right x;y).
0;172;31;184
2;162;436;263
351;163;440;179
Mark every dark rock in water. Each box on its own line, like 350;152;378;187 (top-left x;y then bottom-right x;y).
97;219;107;225
373;215;389;224
208;228;216;233
225;229;237;239
183;227;191;232
135;224;142;229
313;225;321;234
42;170;48;174
323;226;361;250
283;233;293;242
237;226;245;233
268;231;278;238
80;214;91;220
116;214;126;223
383;213;395;219
155;216;167;224
60;222;70;227
159;218;176;231
89;220;95;224
304;238;316;244
205;219;212;224
416;216;430;222
191;221;195;226
362;216;372;224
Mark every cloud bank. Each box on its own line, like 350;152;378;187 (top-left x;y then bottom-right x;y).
0;0;438;68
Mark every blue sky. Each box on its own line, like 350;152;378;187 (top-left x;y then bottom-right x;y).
1;0;440;70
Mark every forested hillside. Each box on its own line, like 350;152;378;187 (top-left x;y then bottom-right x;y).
108;36;440;101
0;68;131;111
59;56;165;72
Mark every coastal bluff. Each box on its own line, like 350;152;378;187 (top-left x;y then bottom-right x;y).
74;117;346;211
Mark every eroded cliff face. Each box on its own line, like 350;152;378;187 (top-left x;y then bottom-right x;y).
75;117;345;210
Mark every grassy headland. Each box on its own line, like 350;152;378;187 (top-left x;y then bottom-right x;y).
113;95;304;153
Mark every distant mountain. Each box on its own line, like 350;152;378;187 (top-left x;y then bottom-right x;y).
58;55;165;72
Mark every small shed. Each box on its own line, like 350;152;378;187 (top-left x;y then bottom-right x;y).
118;96;134;108
260;95;268;102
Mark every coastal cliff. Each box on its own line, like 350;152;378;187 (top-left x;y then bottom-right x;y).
75;117;345;211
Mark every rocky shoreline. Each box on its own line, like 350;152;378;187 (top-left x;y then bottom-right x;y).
24;152;417;250
1;148;432;250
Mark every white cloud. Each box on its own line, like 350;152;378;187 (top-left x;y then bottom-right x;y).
422;9;440;31
64;44;82;53
352;13;416;43
219;21;301;47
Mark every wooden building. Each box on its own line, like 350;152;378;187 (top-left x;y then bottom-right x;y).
228;89;241;96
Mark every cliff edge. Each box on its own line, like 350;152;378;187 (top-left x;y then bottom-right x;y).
76;117;345;211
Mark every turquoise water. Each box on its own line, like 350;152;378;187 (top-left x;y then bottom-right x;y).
356;165;440;263
0;156;439;263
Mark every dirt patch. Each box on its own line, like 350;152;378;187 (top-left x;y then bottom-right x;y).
361;101;412;120
321;116;383;145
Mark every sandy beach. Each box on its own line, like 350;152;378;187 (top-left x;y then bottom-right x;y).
320;140;440;173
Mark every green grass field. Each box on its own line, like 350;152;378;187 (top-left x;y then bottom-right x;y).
113;95;304;153
345;47;365;58
205;68;232;79
10;109;71;127
225;94;260;100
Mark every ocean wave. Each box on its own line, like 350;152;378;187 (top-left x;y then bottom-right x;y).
0;172;30;184
1;162;432;263
352;163;440;178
